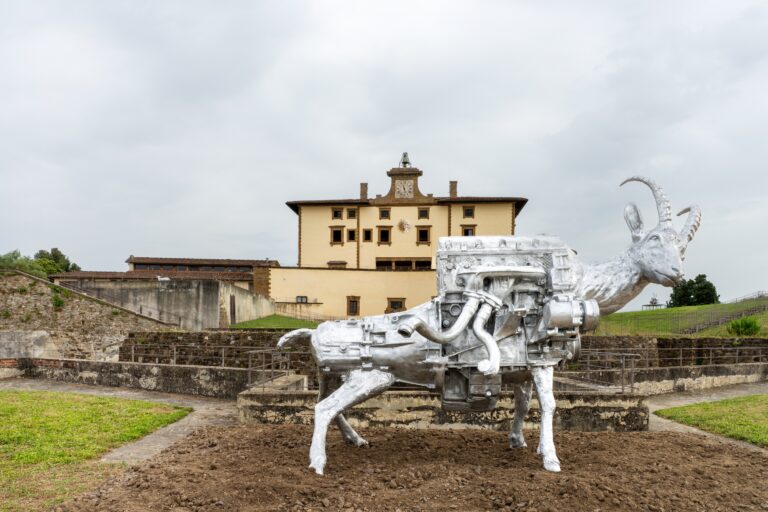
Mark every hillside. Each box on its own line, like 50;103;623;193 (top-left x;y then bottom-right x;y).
595;297;768;337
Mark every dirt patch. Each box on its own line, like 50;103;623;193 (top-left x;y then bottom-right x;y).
59;425;768;512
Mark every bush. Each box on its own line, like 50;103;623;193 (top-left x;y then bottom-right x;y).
727;317;760;336
51;294;65;309
1;310;10;319
15;287;28;294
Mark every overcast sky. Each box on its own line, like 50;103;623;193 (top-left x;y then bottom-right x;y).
2;1;767;311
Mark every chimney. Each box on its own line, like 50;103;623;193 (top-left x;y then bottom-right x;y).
360;182;368;200
449;181;458;198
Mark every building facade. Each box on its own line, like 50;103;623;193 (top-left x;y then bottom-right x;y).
261;156;528;318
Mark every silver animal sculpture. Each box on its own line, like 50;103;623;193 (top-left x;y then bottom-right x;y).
278;176;701;475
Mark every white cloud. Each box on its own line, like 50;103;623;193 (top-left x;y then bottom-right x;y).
1;0;766;309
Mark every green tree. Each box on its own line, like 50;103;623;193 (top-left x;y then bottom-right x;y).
667;274;720;307
0;250;48;278
34;248;80;273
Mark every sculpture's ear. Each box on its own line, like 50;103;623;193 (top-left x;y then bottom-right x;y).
624;203;644;243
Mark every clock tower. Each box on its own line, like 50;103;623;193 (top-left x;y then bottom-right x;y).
374;152;433;205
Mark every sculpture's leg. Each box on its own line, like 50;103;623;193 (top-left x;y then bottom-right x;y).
508;379;532;448
532;366;561;472
309;369;395;475
319;374;368;446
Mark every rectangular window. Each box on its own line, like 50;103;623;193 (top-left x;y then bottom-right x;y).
163;265;174;270
347;229;357;242
461;225;476;237
296;295;308;303
463;205;475;218
378;226;392;245
135;264;149;270
347;208;357;219
416;226;431;245
418;207;430;219
347;296;360;316
332;208;343;219
375;258;431;271
176;265;189;271
415;260;432;270
379;208;391;220
363;229;373;242
386;297;406;313
330;226;344;245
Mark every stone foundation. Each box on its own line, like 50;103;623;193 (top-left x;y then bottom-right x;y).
238;383;649;432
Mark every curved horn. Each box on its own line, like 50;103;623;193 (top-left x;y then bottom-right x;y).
620;176;673;226
676;205;702;252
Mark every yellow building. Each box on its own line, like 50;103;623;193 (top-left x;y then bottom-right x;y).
258;155;527;319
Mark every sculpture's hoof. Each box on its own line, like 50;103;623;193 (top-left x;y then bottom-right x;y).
309;456;326;475
543;457;561;473
344;436;368;448
477;359;499;376
508;435;527;449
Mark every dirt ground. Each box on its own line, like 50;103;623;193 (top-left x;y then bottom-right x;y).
59;425;768;512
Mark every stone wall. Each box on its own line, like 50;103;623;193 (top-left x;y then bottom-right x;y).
0;272;172;359
52;277;274;331
238;388;649;432
581;335;768;368
18;358;252;398
568;362;768;394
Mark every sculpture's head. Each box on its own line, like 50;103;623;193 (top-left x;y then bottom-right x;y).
621;176;702;287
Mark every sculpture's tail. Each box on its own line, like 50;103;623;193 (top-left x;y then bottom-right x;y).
277;328;314;348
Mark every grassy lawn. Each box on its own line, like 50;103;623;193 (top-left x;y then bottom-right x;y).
595;297;768;336
0;390;191;511
232;314;319;329
655;395;768;447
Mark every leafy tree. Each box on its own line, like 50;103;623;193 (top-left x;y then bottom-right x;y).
34;248;80;273
667;274;720;307
0;250;48;278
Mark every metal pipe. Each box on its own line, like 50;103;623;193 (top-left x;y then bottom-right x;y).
472;303;501;376
397;295;481;344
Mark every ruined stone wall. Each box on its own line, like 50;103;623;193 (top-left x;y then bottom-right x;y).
118;330;300;368
238;388;649;432
0;272;172;359
19;358;251;399
582;335;768;367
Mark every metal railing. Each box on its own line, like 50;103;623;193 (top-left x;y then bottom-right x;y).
558;350;641;393
246;348;315;386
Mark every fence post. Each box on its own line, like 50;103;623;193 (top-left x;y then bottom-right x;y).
248;352;252;386
629;357;635;392
172;345;176;365
736;348;739;364
621;356;626;394
221;347;226;367
679;347;683;367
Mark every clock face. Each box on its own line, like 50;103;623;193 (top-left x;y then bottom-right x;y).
395;180;414;198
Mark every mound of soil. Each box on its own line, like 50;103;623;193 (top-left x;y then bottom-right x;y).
60;425;768;512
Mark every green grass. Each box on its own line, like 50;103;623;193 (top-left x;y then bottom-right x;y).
232;314;319;329
0;390;191;511
655;394;768;447
595;297;768;336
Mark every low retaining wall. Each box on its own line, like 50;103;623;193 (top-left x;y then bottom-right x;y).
17;358;253;399
238;387;648;432
568;362;768;394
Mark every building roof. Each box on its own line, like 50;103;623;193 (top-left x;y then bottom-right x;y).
125;256;279;267
286;196;528;214
50;270;255;282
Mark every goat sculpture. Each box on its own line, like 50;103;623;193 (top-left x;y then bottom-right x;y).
278;176;701;475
